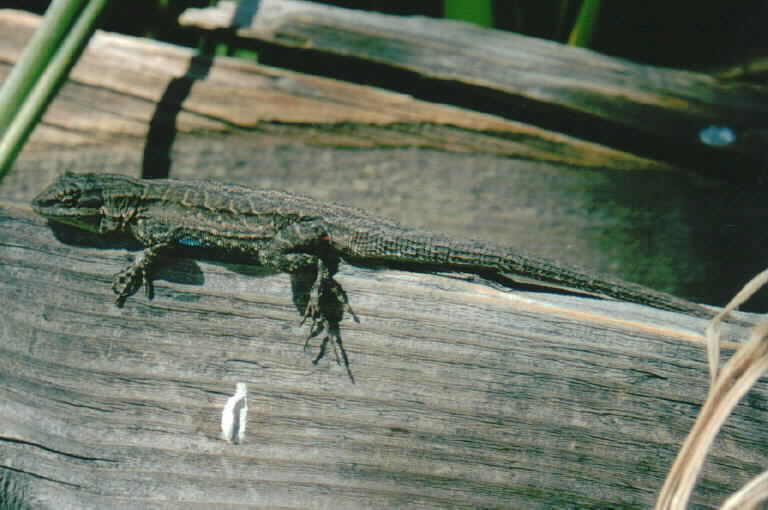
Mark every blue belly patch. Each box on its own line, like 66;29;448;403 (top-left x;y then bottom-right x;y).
178;237;205;247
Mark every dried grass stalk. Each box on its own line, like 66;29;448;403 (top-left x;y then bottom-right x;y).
655;270;768;510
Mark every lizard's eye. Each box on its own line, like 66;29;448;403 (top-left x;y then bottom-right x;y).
58;190;79;205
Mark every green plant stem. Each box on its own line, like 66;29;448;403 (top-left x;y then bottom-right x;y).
568;0;601;48
0;0;87;135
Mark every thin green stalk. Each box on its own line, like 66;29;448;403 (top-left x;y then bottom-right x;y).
568;0;601;48
0;0;87;134
0;0;110;178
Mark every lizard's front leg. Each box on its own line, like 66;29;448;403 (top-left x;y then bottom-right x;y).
112;243;169;307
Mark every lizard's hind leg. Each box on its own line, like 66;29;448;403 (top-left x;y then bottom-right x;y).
260;247;358;381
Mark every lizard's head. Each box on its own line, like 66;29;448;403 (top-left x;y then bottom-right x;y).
32;172;138;233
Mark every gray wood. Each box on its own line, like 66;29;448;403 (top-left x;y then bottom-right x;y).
1;203;764;509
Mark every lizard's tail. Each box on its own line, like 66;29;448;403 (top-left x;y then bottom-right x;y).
340;227;714;320
493;250;714;319
436;237;714;319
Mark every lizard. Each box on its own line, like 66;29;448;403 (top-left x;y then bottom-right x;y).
32;172;719;381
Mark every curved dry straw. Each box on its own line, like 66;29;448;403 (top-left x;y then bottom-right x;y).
656;268;768;509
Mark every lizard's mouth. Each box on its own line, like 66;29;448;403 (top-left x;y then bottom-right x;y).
31;201;100;217
50;215;103;232
31;203;103;232
31;201;98;215
56;216;102;233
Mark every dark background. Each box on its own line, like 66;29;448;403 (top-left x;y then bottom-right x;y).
4;0;767;70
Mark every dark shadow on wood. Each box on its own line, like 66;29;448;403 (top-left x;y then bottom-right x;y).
231;0;262;28
141;52;215;179
142;0;265;179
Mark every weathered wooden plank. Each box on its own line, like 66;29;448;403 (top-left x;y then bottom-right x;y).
180;0;768;168
0;203;764;509
3;10;768;309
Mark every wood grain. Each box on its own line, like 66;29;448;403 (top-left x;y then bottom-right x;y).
1;202;764;509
